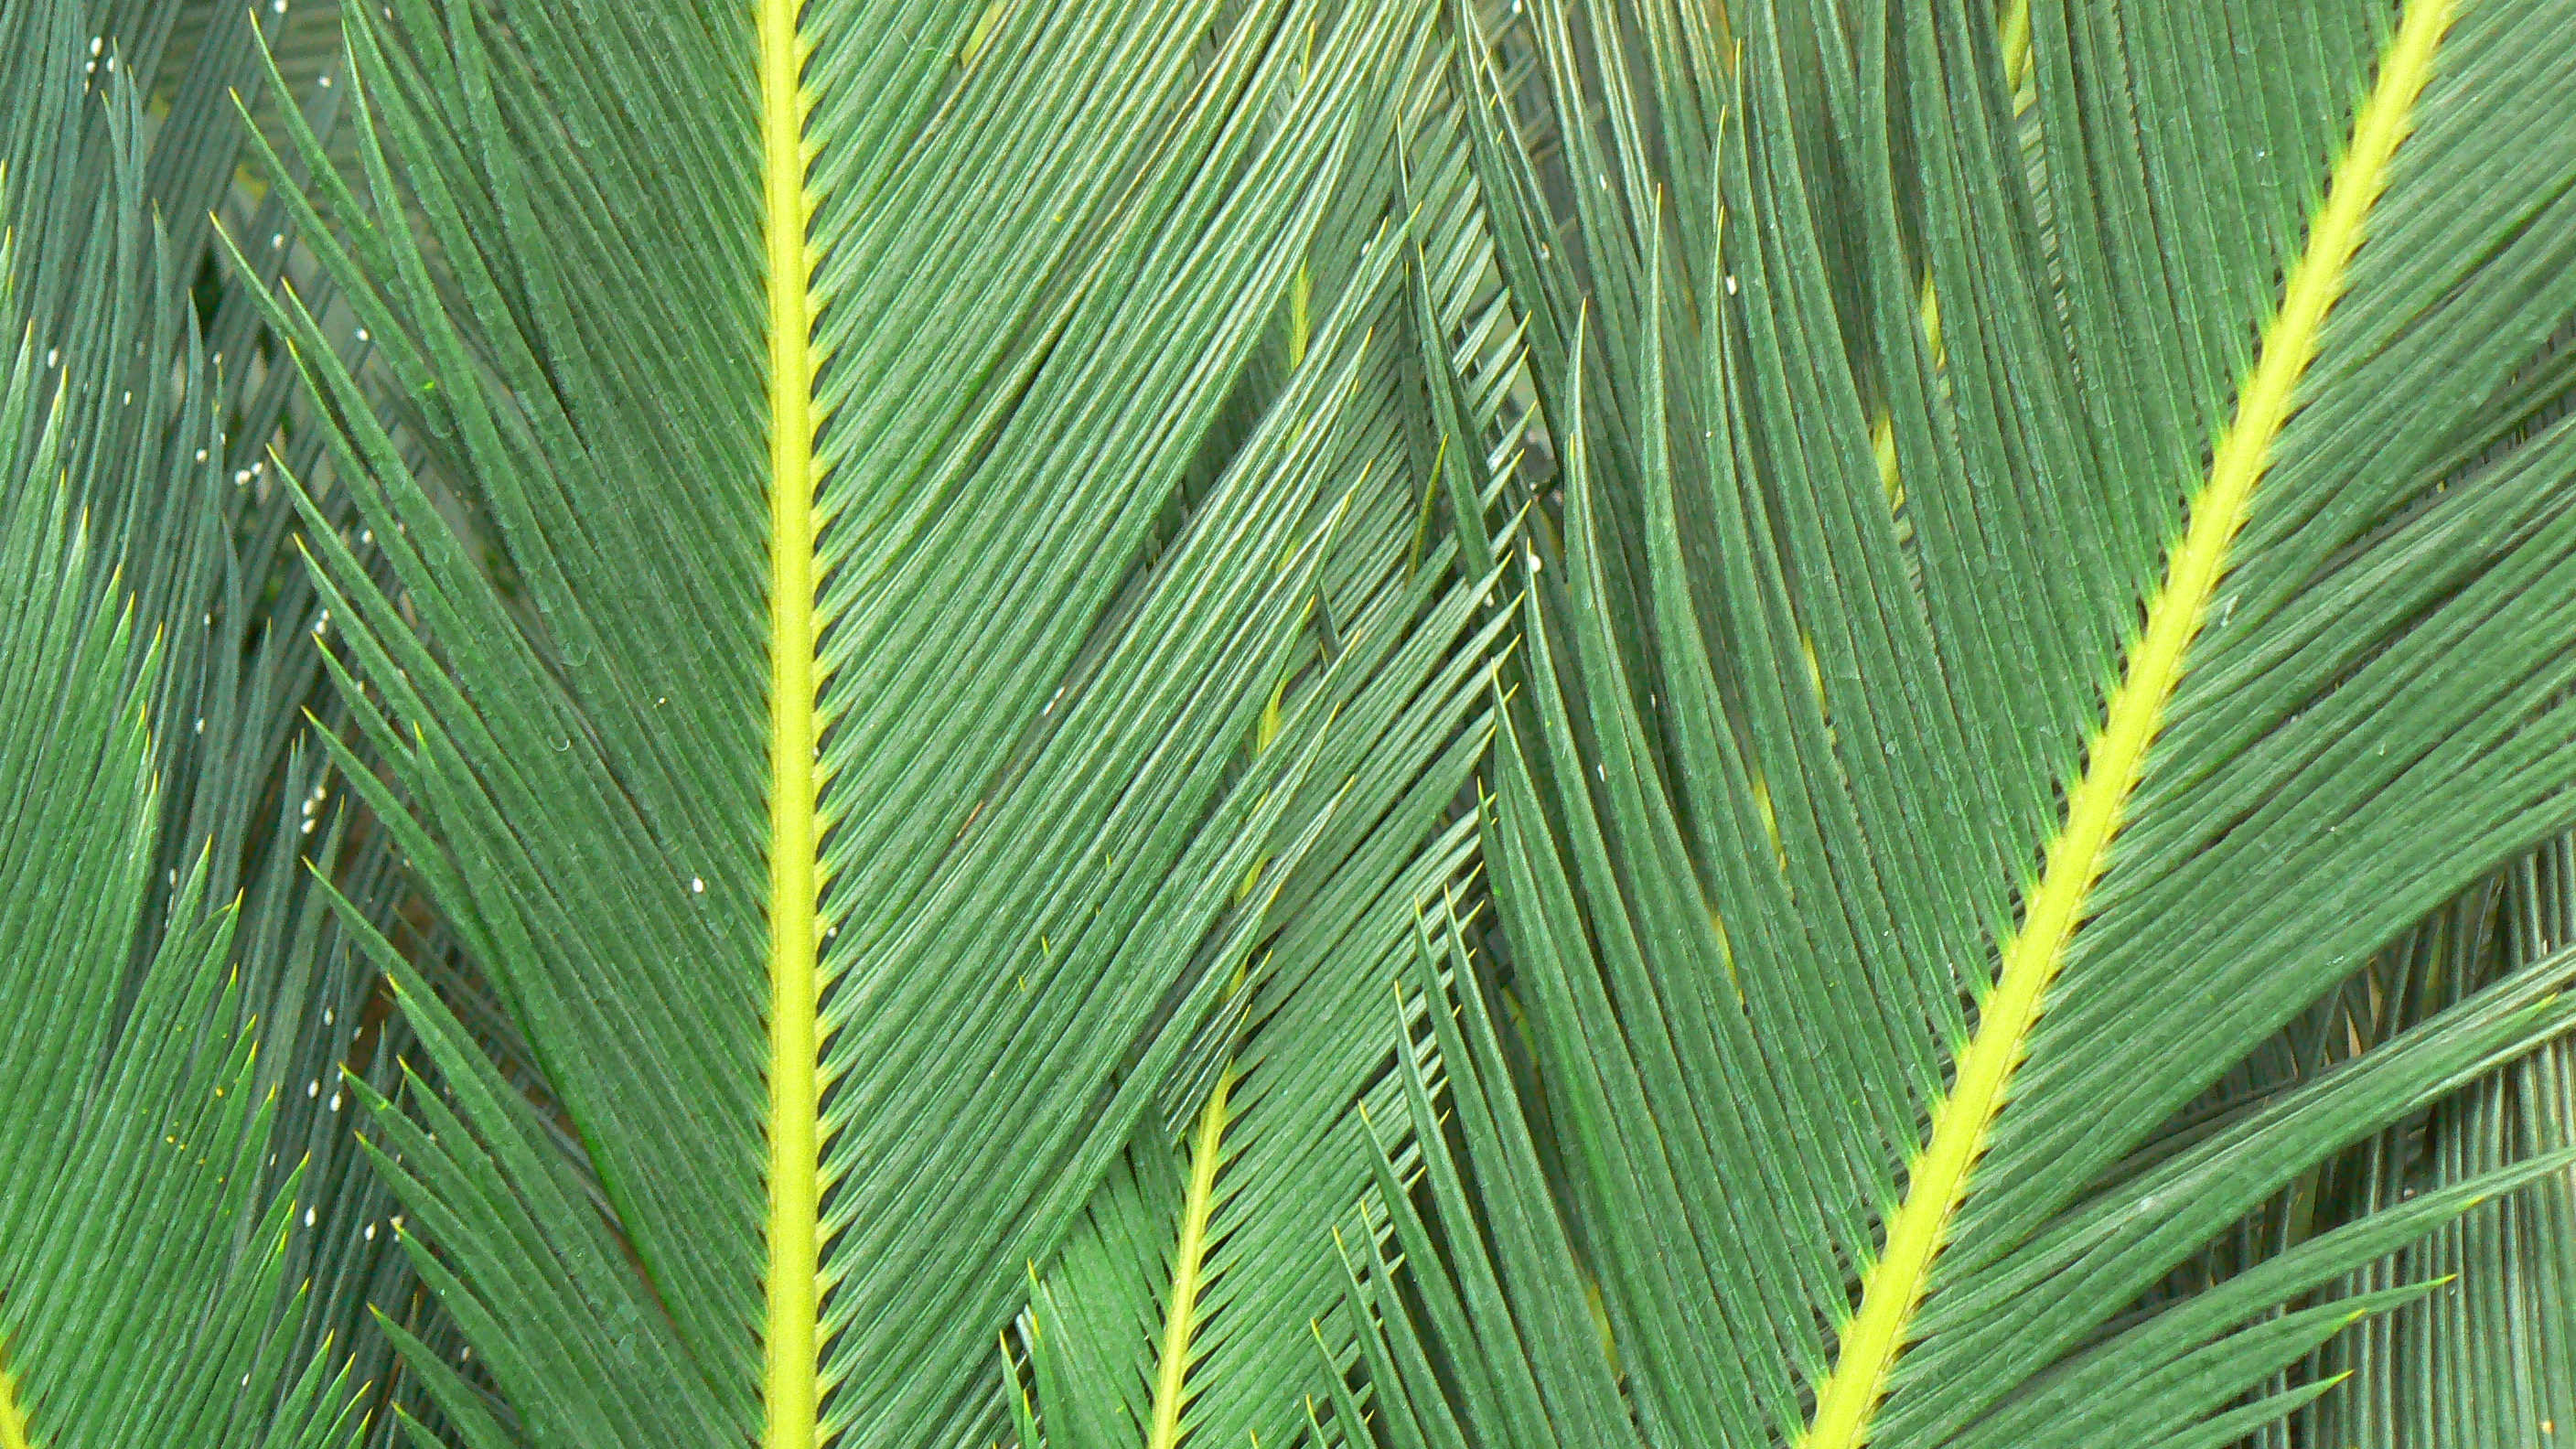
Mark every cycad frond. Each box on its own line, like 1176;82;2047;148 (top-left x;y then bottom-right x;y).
250;0;1507;1444
0;478;335;1449
2286;841;2576;1446
1009;65;1530;1449
1347;0;2576;1446
0;3;367;1442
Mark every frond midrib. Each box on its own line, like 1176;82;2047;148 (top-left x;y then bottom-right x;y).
1146;1067;1237;1449
1795;5;2456;1444
763;0;823;1442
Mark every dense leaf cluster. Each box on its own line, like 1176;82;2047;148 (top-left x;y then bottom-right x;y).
0;1;2570;1447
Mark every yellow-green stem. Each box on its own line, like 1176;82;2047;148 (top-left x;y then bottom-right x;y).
1145;1068;1237;1449
1798;5;2451;1444
1143;664;1280;1447
761;0;821;1440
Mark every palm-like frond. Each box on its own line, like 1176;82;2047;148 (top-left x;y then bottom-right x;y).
2281;838;2576;1447
0;474;336;1449
1009;63;1530;1449
0;2;373;1443
245;0;1508;1444
0;0;2514;1444
1343;0;2576;1446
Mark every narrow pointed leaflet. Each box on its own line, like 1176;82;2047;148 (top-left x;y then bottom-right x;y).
762;0;823;1440
1798;5;2456;1445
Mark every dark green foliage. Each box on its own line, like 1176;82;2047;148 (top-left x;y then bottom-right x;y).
0;0;2571;1445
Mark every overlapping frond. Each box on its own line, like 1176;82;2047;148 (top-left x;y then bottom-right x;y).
246;0;1507;1444
1341;0;2576;1445
1005;61;1530;1449
0;470;342;1449
80;0;2561;1444
0;2;370;1443
2279;834;2576;1447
